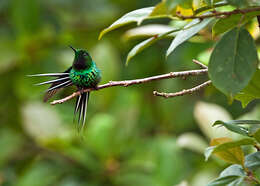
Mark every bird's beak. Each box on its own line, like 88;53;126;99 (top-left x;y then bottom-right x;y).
69;45;76;53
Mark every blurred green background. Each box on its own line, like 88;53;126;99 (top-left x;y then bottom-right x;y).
1;0;260;185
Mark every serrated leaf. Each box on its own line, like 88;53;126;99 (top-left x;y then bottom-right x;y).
166;17;213;57
213;120;250;136
212;11;260;37
99;7;154;40
245;152;260;171
235;69;260;108
208;27;258;96
204;137;256;164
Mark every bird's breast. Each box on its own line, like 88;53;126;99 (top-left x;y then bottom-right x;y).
69;67;101;88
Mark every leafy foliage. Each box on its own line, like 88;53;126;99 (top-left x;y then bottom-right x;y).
100;0;260;185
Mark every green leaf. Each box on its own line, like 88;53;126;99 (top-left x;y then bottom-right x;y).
212;11;260;37
213;120;250;136
126;37;157;65
207;164;246;186
253;128;260;143
126;27;182;64
166;17;213;57
208;27;258;96
150;2;168;17
204;0;214;6
214;120;260;125
235;70;260;108
123;24;174;41
165;0;183;11
207;175;243;186
219;164;246;177
227;0;249;8
245;152;260;171
205;137;256;164
99;7;154;40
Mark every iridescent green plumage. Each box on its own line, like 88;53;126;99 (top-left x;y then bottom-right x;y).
29;46;101;130
69;64;101;88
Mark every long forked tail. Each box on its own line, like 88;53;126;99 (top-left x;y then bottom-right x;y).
74;92;89;131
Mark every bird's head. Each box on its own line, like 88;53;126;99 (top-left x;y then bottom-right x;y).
70;46;93;70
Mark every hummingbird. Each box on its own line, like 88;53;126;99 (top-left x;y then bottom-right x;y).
29;46;101;130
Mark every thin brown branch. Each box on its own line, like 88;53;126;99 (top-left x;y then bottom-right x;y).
192;59;208;69
176;7;260;20
51;69;208;105
153;80;212;98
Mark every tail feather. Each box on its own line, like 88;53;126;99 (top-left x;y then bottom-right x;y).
74;92;89;131
46;80;72;92
42;67;72;102
27;72;70;77
35;76;70;86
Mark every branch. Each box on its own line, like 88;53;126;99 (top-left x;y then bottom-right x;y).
50;69;208;105
176;7;260;20
153;80;212;98
192;59;208;69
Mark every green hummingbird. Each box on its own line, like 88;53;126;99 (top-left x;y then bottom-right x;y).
29;46;101;129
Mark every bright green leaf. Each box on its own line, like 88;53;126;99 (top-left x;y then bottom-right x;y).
99;7;154;40
213;120;250;136
212;11;260;37
208;28;258;96
166;17;213;57
245;152;260;171
235;70;260;107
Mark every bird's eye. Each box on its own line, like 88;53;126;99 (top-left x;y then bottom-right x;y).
83;52;88;57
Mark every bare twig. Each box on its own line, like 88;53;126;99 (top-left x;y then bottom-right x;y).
176;7;260;20
51;69;208;105
192;59;208;69
153;80;211;98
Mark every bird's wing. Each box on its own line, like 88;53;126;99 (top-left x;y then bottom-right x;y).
43;67;73;102
74;92;89;131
